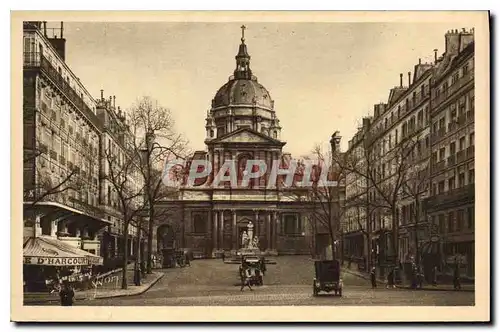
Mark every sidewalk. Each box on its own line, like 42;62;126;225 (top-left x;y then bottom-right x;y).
342;262;475;292
24;265;164;305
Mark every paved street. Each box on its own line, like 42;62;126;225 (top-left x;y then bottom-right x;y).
78;256;474;306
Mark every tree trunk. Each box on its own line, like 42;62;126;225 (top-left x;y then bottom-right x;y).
122;224;129;290
134;227;142;286
415;198;420;266
392;207;399;264
147;204;154;274
329;232;336;261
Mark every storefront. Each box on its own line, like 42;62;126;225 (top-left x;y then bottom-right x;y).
23;235;103;292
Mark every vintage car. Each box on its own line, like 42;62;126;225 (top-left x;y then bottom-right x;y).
313;259;343;296
239;255;265;286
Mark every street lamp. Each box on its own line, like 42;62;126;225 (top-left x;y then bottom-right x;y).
329;131;342;262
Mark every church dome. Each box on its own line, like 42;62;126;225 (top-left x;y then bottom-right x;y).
212;78;273;109
211;25;274;110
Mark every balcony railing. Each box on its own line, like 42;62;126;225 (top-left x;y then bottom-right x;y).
433;160;445;173
432;71;474;108
36;54;101;129
49;150;57;161
425;184;475;210
456;150;466;163
23;52;41;67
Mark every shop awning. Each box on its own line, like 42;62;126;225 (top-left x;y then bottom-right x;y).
23;236;103;266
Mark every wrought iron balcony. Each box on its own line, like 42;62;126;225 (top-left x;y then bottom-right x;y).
424;184;475;211
431;71;474;108
25;53;101;130
432;160;445;173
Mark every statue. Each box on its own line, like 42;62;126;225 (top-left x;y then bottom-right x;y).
252;236;259;249
241;231;249;247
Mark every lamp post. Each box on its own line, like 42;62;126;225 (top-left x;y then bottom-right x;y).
330;131;342;262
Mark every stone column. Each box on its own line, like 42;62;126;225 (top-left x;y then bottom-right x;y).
212;210;218;252
254;210;259;236
232;210;237;249
273;211;279;250
219;210;224;249
267;212;272;250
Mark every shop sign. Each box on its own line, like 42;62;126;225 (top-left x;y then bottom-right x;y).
24;256;88;266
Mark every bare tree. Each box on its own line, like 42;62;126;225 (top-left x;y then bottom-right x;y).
293;146;345;261
338;131;422;269
128;96;189;274
102;143;146;289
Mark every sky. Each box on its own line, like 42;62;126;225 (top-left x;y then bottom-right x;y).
55;22;457;156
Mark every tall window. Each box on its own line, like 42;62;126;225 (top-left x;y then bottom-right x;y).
467;207;474;229
448;176;455;191
193;212;208;233
459;137;466;150
438;181;445;194
468;169;475;184
469;133;475;146
450;142;456;155
283;214;301;235
456;210;464;232
448;212;454;233
458;172;465;187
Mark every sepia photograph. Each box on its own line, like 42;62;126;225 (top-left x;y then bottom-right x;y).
11;11;490;322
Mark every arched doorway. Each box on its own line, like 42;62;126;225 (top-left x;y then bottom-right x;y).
157;224;175;252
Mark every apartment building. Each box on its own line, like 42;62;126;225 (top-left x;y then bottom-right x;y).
96;92;143;264
23;21;108;256
344;118;371;263
23;21;143;272
426;29;475;278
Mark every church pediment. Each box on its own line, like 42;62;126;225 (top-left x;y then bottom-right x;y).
211;128;284;145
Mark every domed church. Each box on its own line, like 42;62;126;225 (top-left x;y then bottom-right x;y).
155;27;320;259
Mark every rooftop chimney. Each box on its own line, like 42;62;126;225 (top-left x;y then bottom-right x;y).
434;49;438;63
100;89;104;101
43;21;47;36
399;73;403;87
408;71;412;86
47;21;66;61
113;95;116;108
419;58;422;65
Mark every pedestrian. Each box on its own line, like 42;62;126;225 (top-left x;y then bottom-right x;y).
240;262;253;292
59;280;75;306
386;268;396;289
432;266;438;286
348;255;353;269
453;263;461;290
185;252;191;267
417;266;424;289
260;257;267;276
370;266;377;288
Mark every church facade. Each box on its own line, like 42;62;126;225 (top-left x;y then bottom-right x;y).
154;28;331;258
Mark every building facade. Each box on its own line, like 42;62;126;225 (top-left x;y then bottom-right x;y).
426;29;475;278
22;21;140;270
344;28;475;280
23;21;108;254
153;31;328;258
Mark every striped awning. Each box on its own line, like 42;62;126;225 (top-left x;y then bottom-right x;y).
23;236;103;266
